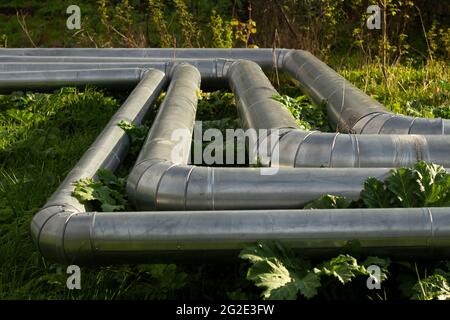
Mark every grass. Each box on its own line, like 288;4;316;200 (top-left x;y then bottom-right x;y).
337;60;450;118
0;58;450;299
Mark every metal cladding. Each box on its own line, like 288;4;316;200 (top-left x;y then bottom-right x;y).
228;60;450;168
30;68;167;262
14;48;450;263
282;49;450;134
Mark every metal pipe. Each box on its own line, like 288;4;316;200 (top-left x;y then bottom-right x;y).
0;59;232;89
229;60;450;168
0;48;286;69
0;68;149;92
25;50;450;264
60;207;450;263
282;50;450;134
30;68;167;262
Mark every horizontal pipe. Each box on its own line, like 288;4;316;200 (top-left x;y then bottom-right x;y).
271;130;450;168
130;162;392;210
34;207;450;263
0;68;148;92
30;68;167;262
282;50;450;134
0;48;286;69
0;59;233;89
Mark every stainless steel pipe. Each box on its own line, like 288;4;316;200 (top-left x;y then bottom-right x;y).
43;207;450;263
282;50;450;134
0;68;148;92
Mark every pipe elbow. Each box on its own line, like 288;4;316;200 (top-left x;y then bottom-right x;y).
127;160;194;211
30;205;79;263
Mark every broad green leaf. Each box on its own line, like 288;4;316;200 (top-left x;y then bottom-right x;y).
101;202;125;212
316;254;366;284
294;272;322;299
73;169;127;212
246;258;297;300
385;167;420;207
240;242;318;299
413;161;450;206
360;177;392;208
239;241;309;271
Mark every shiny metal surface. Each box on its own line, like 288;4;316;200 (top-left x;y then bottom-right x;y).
44;207;450;263
30;69;167;262
23;48;450;263
282;50;450;134
226;59;450;168
0;59;232;89
0;48;285;69
0;68;149;92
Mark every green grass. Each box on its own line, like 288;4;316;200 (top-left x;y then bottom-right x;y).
337;60;450;118
1;59;450;299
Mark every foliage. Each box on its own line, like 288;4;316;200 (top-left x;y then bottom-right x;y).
147;0;174;47
361;161;450;208
427;21;450;61
302;161;450;210
209;10;233;48
240;241;390;300
273;94;331;131
118;120;149;158
304;194;351;209
230;17;257;48
337;61;450;118
173;0;201;48
411;265;450;300
73;169;127;212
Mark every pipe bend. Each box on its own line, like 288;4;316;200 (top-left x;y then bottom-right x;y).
127;160;197;211
31;205;80;263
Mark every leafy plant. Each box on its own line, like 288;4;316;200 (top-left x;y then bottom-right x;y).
240;241;390;300
230;17;257;48
304;161;450;210
174;0;201;47
362;161;450;208
73;169;127;212
209;10;232;48
273;94;330;131
118;120;149;157
147;0;173;47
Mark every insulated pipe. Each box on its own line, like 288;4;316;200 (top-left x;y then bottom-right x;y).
228;59;298;131
282;50;450;134
0;48;286;69
229;60;450;168
0;68;148;92
0;59;233;89
58;207;450;263
30;69;167;262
